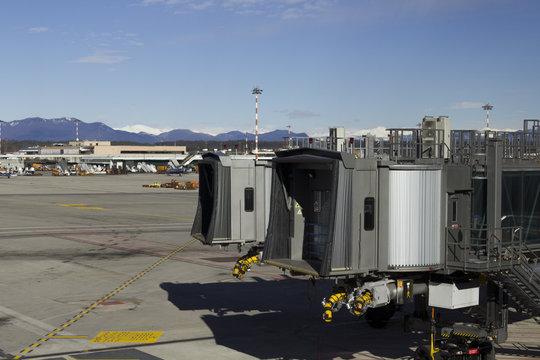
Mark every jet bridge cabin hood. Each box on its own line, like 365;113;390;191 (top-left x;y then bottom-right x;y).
262;149;374;277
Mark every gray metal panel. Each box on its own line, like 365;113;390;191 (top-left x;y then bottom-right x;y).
230;164;255;242
358;161;378;272
212;164;231;241
331;164;353;270
263;164;272;241
377;166;390;271
254;161;272;243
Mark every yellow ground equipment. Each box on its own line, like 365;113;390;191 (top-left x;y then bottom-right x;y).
322;292;348;323
233;250;261;280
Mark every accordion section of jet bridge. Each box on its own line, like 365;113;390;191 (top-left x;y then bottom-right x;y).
191;152;272;279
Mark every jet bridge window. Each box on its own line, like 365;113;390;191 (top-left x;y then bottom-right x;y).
304;190;331;262
451;199;458;223
244;187;254;212
364;197;375;231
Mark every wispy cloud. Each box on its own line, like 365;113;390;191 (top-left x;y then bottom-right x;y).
223;0;264;7
28;27;48;33
287;110;320;119
450;101;485;110
141;0;187;5
190;1;213;10
141;0;332;19
71;54;130;64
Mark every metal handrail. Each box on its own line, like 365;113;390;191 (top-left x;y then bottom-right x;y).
446;226;522;271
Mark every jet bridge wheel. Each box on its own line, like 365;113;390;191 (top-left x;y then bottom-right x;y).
365;302;396;328
413;340;495;360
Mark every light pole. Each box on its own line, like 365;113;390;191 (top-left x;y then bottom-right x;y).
0;120;3;154
252;87;263;159
482;104;493;129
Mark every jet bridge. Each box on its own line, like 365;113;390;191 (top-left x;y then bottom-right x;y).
191;152;272;246
262;148;463;277
263;149;378;277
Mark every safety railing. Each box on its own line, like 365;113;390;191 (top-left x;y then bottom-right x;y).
283;119;540;163
446;226;522;271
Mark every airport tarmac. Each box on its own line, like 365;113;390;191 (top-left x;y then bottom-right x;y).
0;174;538;360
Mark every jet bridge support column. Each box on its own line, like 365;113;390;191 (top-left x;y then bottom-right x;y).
486;139;502;244
485;139;508;344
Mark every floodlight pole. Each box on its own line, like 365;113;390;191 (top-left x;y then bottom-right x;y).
252;87;263;159
0;120;3;154
482;104;493;129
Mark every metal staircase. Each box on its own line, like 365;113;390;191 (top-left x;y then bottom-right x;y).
491;246;540;316
181;153;196;166
447;227;540;316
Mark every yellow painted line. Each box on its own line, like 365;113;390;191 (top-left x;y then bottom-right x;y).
59;204;105;210
57;203;191;220
12;238;197;360
90;331;163;343
49;335;88;339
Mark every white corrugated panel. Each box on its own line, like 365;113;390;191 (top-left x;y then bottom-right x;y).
63;149;80;155
40;149;61;155
388;169;441;268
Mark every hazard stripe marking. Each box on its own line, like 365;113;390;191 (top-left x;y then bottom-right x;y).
12;238;196;359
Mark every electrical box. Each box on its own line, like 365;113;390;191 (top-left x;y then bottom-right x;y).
428;282;479;309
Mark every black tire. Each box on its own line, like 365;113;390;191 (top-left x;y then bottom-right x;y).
365;303;396;328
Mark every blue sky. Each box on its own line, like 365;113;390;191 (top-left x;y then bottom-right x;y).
1;0;539;136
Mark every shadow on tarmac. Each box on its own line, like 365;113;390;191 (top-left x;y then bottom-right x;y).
160;278;425;359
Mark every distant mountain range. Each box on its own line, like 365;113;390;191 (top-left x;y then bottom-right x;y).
0;117;308;143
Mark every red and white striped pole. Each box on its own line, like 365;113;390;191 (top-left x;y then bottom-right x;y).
252;87;262;159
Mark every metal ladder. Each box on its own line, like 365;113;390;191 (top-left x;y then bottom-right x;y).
490;243;540;316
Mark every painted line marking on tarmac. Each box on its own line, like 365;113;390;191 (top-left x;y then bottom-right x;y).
58;203;192;220
49;335;88;339
12;238;197;360
89;331;163;343
116;210;192;220
0;304;77;337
